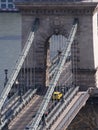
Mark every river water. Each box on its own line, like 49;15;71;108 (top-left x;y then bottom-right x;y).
0;12;21;93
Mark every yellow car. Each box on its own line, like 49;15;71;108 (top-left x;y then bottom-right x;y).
52;91;63;100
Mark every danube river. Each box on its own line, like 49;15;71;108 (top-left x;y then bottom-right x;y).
0;12;21;93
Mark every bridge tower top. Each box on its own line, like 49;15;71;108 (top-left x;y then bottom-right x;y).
15;0;98;8
15;0;98;16
15;0;98;2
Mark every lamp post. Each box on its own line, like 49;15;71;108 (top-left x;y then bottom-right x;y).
4;69;8;87
57;50;62;64
17;81;23;102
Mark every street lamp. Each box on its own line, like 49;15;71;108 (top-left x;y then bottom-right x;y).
4;69;8;87
16;80;23;102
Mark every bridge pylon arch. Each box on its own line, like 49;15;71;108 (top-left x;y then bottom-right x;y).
15;0;98;90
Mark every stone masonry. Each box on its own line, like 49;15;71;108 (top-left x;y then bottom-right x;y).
15;1;98;90
14;1;98;130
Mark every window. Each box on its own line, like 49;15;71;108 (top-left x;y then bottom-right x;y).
1;4;6;8
8;4;13;8
8;0;13;2
1;0;6;2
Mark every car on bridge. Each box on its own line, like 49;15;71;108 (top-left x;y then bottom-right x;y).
52;91;63;100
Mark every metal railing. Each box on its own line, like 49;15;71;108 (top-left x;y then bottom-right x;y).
45;86;79;130
55;91;90;130
0;89;37;130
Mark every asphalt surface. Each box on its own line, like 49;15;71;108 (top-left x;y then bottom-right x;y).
9;95;43;130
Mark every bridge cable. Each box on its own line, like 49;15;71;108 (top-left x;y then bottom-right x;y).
29;19;78;130
0;18;40;111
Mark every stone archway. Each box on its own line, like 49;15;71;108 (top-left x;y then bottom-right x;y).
31;17;69;89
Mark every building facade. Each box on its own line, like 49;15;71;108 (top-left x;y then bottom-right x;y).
0;0;17;11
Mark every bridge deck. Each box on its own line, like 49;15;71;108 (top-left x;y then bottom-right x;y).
50;92;88;130
8;95;43;130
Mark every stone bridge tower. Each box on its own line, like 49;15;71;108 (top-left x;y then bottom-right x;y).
15;0;98;91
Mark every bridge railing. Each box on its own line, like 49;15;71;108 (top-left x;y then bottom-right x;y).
55;90;90;130
25;86;76;130
44;86;79;129
0;88;37;130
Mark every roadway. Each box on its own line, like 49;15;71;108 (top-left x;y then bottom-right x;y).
8;57;75;130
50;91;89;130
8;95;43;130
5;58;72;130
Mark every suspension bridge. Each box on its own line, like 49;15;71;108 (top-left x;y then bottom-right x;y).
0;0;98;130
